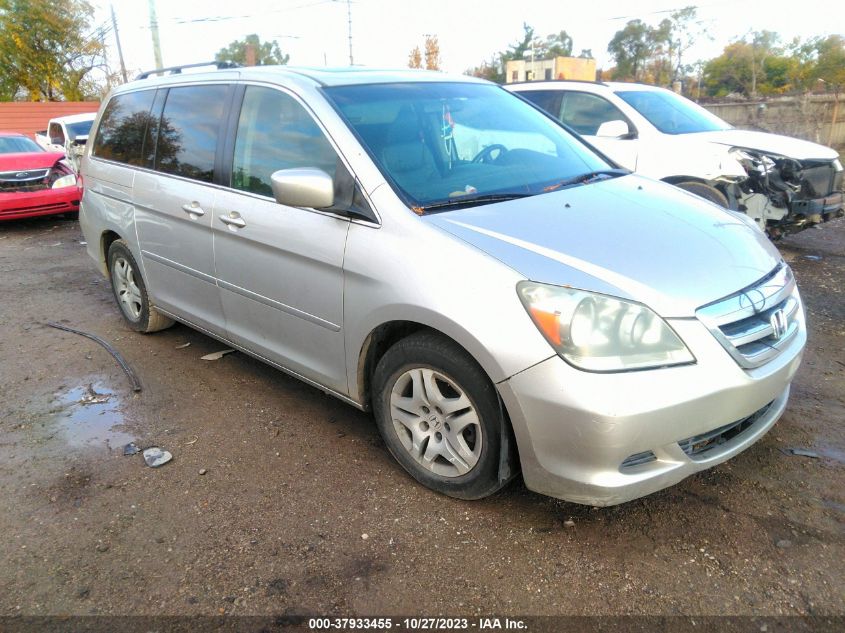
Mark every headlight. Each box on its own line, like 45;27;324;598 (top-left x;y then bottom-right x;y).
517;281;695;372
51;173;77;189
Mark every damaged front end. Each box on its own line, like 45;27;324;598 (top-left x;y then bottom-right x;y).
725;148;844;238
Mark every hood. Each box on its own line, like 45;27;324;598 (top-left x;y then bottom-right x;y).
695;129;838;161
0;151;64;172
425;175;782;317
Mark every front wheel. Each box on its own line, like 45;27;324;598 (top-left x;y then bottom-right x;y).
675;181;729;207
372;332;511;500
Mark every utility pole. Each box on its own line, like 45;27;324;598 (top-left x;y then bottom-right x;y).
346;0;353;65
147;0;164;71
111;4;128;83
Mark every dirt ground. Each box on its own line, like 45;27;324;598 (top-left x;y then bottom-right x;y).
0;215;843;620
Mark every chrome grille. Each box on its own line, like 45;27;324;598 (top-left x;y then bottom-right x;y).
697;264;801;369
0;168;50;192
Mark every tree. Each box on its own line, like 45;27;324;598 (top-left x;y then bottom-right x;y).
215;34;289;66
408;46;422;69
537;30;573;58
607;20;654;81
0;0;106;101
424;35;441;71
702;32;789;97
812;35;845;91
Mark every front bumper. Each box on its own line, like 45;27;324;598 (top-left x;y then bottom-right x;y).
498;314;806;506
0;186;81;221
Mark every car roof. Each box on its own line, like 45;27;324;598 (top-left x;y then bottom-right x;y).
509;80;670;94
124;65;489;91
51;112;97;124
0;131;26;137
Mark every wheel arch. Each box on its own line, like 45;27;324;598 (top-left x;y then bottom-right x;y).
357;319;521;485
99;229;123;276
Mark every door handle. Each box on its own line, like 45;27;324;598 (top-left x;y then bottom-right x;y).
181;202;205;216
219;213;246;229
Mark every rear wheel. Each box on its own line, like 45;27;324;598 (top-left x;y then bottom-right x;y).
372;332;511;500
107;239;173;333
675;181;729;207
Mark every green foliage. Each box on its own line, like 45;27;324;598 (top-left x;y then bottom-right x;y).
607;20;653;81
700;31;843;97
0;0;106;101
215;34;289;66
812;35;845;91
538;31;573;58
607;7;704;84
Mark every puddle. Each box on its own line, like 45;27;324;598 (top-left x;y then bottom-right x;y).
52;382;135;449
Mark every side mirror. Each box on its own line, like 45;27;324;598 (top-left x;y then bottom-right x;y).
270;168;334;209
595;120;631;139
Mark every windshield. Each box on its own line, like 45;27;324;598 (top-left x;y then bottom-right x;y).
66;119;93;140
323;82;610;210
0;136;43;153
616;90;731;135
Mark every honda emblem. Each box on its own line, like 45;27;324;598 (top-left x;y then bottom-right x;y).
770;308;788;340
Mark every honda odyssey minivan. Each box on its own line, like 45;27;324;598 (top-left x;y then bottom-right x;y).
79;65;806;506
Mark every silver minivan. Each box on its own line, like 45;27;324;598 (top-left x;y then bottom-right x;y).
79;65;806;506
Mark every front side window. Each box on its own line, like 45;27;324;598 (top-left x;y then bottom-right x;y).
155;85;229;183
616;90;731;134
324;82;610;210
92;90;156;165
559;92;630;136
232;86;337;196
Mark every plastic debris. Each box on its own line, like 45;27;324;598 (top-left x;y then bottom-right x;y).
803;255;822;261
79;383;110;405
201;349;236;361
123;442;140;456
779;447;820;458
143;447;173;467
175;342;191;349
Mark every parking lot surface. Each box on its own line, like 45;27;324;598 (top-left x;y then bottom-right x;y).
0;216;843;617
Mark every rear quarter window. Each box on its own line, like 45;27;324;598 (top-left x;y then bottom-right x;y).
92;90;157;165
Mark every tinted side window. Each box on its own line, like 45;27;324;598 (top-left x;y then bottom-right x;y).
155;85;229;183
92;90;156;165
518;90;562;118
232;86;337;196
560;92;629;135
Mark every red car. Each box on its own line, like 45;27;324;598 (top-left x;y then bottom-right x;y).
0;131;81;221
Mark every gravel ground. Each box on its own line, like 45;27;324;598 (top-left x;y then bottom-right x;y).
0;215;842;619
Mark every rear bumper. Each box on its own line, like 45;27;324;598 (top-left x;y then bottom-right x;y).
0;186;80;221
498;316;805;506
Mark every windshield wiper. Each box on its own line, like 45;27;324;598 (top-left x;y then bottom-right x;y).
542;168;629;192
414;192;533;214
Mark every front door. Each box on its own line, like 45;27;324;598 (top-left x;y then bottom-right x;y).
212;85;350;393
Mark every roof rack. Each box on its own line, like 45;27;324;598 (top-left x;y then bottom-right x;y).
135;61;241;81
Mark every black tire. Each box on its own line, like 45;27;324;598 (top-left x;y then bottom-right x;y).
107;239;174;333
675;181;729;207
372;332;511;500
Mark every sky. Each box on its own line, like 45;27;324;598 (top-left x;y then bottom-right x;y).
91;0;844;79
